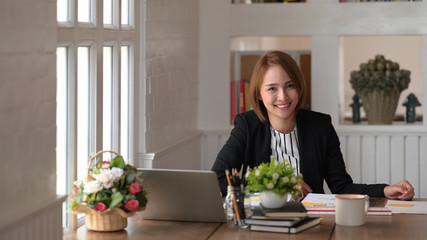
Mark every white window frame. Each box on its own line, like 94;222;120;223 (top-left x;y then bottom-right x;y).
103;43;120;153
104;0;119;29
57;0;139;230
120;42;135;161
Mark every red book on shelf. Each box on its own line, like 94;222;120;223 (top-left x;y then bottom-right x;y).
239;79;246;113
230;81;237;125
245;80;251;111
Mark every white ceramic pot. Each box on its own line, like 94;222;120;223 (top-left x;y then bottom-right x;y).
259;191;291;209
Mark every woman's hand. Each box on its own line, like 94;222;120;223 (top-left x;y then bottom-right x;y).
295;181;313;200
384;180;414;200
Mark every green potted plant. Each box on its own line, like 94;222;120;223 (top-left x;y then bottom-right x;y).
245;156;302;208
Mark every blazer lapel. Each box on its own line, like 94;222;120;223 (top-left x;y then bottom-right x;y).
296;110;317;177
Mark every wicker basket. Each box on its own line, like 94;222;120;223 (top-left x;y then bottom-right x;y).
71;150;143;232
72;204;135;231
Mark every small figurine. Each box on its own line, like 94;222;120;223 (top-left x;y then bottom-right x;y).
350;94;362;123
402;93;421;123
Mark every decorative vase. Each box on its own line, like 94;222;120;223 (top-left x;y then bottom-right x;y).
350;55;411;125
259;191;291;209
360;89;401;125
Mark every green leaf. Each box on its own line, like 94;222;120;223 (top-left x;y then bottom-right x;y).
110;156;125;169
109;192;124;209
120;175;126;189
125;164;137;171
96;190;112;202
135;191;148;207
86;203;95;208
67;200;78;211
125;170;136;184
125;194;136;201
87;193;97;205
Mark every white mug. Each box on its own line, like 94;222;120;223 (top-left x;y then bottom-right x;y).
335;194;369;226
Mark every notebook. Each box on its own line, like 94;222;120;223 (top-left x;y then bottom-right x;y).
256;201;308;218
137;168;226;223
249;217;321;234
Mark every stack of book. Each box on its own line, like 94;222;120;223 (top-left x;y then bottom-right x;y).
245;201;321;234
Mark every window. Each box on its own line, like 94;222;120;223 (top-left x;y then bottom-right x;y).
121;0;131;27
104;0;113;25
56;46;69;227
56;0;138;229
78;0;93;23
120;45;133;161
57;0;70;22
103;45;114;152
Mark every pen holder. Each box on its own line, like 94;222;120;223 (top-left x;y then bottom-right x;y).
225;186;248;228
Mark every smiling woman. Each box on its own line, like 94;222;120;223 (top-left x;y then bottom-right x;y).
212;51;414;201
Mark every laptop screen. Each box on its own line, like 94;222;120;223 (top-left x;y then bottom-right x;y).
137;168;226;223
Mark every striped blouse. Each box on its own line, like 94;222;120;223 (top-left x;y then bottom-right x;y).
270;126;301;175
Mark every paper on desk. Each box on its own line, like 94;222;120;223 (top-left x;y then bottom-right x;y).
249;193;332;209
302;193;336;207
386;200;427;214
301;193;391;215
245;193;260;209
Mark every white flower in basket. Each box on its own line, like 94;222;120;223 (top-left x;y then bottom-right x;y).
68;150;148;231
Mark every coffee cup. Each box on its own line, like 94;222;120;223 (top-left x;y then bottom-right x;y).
335;194;369;226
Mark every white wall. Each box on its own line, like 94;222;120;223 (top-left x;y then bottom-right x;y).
136;0;201;169
0;0;61;237
198;0;232;130
230;36;312;52
141;0;200;153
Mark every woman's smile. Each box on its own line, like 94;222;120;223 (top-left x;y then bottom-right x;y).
275;103;291;110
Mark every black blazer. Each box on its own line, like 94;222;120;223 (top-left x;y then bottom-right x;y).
211;109;387;197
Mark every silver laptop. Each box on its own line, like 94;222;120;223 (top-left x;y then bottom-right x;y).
138;168;226;223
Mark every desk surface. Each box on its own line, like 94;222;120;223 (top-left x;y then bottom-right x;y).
64;198;427;240
64;216;221;240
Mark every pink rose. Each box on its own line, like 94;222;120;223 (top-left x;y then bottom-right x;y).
71;188;79;201
129;182;142;195
94;202;107;211
124;199;139;211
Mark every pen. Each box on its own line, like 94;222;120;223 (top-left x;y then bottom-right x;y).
225;169;241;222
232;168;240;186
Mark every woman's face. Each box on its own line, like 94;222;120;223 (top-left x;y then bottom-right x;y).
259;65;299;125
